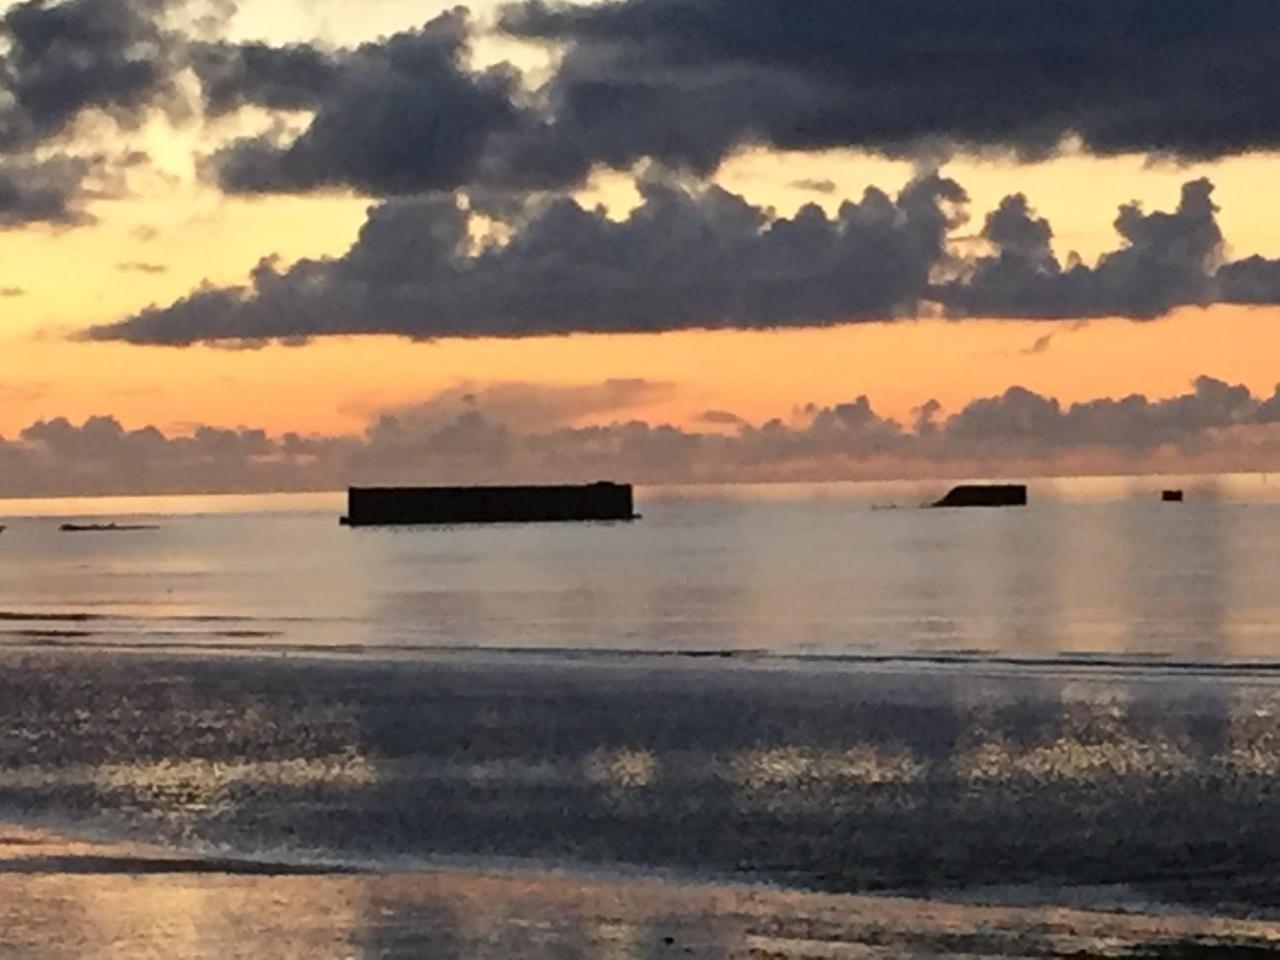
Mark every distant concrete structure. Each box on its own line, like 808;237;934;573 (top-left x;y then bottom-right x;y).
342;483;636;527
932;484;1028;508
1162;490;1185;503
59;523;158;533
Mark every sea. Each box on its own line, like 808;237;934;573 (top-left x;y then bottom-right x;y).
3;474;1280;958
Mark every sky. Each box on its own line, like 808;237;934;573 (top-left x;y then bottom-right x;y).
2;0;1280;495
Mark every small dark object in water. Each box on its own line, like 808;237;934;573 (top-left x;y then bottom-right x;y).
342;482;636;527
932;484;1028;508
59;523;159;533
1162;490;1185;503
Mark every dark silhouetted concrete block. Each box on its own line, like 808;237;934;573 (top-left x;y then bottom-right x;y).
342;483;636;527
932;484;1028;508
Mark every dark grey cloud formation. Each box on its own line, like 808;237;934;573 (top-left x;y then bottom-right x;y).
0;156;96;227
0;0;193;224
0;0;182;152
81;176;1280;344
1218;256;1280;306
83;172;965;342
5;0;1280;223
46;0;1262;203
3;377;1279;497
205;10;538;196
502;0;1280;170
192;39;344;116
939;179;1224;320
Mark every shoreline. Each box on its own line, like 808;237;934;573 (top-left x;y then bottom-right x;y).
5;825;1280;958
6;648;1280;914
13;636;1280;683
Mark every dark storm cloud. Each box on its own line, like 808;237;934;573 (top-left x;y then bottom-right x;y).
0;156;96;227
939;179;1224;319
501;0;1280;167
83;172;966;343
1218;256;1280;305
4;377;1280;496
0;0;184;153
3;0;1279;220
206;10;534;196
81;175;1280;345
117;0;1280;201
191;40;344;116
0;0;205;225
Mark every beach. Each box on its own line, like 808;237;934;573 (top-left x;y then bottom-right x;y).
6;646;1280;956
5;488;1280;955
6;834;1280;958
8;0;1280;946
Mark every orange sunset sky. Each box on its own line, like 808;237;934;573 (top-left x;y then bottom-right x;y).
2;0;1279;492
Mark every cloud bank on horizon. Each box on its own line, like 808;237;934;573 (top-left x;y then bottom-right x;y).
4;376;1280;497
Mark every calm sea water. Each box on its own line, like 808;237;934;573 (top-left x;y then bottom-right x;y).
1;474;1279;663
7;476;1280;957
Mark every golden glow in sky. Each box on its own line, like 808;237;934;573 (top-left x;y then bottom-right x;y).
1;0;1278;476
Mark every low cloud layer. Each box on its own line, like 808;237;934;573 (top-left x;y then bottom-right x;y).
83;176;1280;345
4;377;1279;497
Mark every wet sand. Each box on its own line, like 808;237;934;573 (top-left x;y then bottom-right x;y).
4;826;1280;958
7;648;1280;955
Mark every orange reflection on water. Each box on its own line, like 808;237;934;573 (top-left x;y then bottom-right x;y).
3;855;1280;959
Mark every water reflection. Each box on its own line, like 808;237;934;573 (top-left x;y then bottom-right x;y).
3;868;1280;958
10;651;1280;914
4;489;1280;660
7;483;1280;952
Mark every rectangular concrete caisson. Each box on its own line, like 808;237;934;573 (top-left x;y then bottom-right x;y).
932;484;1029;508
341;483;636;527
